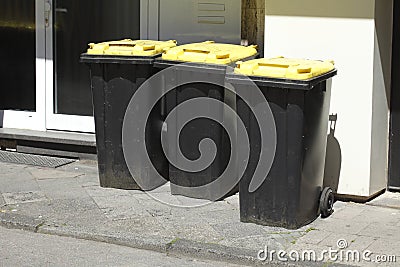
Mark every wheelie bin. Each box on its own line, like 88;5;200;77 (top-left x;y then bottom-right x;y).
80;39;176;190
154;41;258;201
226;57;337;229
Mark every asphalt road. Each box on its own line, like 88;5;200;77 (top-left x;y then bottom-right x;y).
0;226;242;267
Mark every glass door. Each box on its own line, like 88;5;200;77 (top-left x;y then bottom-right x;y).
45;0;140;133
45;0;94;132
0;0;46;130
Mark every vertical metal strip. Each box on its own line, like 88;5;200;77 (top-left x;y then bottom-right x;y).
140;0;149;39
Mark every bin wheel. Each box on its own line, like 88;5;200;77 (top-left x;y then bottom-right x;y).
319;187;334;218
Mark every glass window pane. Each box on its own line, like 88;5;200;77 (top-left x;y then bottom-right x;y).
0;0;36;111
54;0;140;116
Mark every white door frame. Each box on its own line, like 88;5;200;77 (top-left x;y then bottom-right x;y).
2;0;95;133
2;0;46;131
44;0;95;133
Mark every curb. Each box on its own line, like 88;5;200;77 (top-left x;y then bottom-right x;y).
0;212;45;232
0;212;349;267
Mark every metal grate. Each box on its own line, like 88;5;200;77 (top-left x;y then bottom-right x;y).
0;150;76;168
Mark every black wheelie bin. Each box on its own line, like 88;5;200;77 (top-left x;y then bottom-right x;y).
227;57;337;229
80;39;176;190
154;41;258;201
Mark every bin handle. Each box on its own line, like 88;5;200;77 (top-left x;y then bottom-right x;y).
108;43;157;51
258;62;290;69
141;44;156;51
257;62;312;74
329;114;338;135
183;48;210;54
215;53;230;59
182;49;230;59
109;43;136;48
296;67;312;74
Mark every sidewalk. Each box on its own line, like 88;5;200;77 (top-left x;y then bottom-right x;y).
0;160;399;266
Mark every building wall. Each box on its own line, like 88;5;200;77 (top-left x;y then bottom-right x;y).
370;0;393;195
264;0;393;197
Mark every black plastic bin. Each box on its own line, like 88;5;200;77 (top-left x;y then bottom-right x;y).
154;41;258;201
80;39;176;190
227;57;337;229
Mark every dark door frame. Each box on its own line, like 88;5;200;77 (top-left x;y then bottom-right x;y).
388;0;400;191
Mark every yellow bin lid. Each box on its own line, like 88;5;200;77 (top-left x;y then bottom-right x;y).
87;39;177;56
235;57;335;80
161;41;258;65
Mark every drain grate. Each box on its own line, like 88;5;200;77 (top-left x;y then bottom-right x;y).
0;150;76;168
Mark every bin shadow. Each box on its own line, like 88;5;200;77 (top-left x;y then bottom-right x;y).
323;114;342;193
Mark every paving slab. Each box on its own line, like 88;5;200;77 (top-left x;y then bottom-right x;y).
0;193;5;207
57;160;98;174
0;170;40;193
37;177;90;200
359;222;400;240
84;185;132;198
29;168;84;180
76;174;99;188
2;191;48;205
0;162;29;175
329;202;366;220
366;238;400;256
168;222;223;242
368;192;400;209
317;233;362;251
211;222;267;239
352;207;399;226
218;234;288;252
309;216;371;236
293;229;332;245
347;235;378;252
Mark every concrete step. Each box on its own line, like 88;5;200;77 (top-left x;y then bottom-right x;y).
0;128;97;160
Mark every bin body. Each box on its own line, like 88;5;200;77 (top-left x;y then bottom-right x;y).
155;41;258;200
161;64;233;200
80;39;176;190
229;57;337;229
